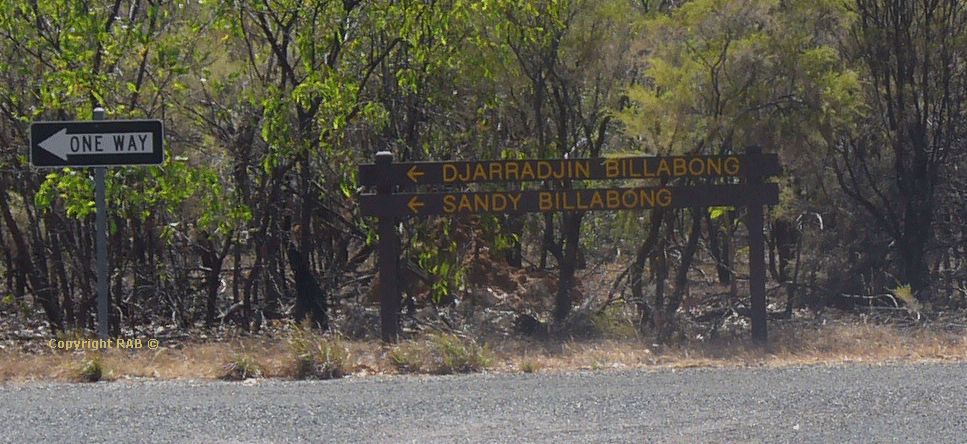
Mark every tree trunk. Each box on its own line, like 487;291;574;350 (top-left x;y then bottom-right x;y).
631;208;666;330
287;245;329;329
707;211;732;285
553;212;583;324
502;215;523;268
0;189;63;331
659;208;702;342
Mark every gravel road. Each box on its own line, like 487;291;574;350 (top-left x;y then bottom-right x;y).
2;362;966;443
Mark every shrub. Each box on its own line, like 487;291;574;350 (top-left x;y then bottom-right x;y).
589;303;639;339
74;354;105;382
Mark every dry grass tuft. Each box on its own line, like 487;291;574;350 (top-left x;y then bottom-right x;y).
72;353;107;382
284;322;350;380
220;353;263;381
517;357;544;373
390;332;493;375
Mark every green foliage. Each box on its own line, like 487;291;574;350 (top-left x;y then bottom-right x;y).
35;170;95;218
619;0;861;156
5;0;962;334
412;220;467;304
0;0;201;118
480;216;521;260
470;0;636;159
33;155;213;241
191;165;252;237
708;206;733;221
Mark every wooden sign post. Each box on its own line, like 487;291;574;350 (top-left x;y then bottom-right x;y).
360;148;780;342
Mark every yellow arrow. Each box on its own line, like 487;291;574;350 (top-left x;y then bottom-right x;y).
407;165;425;183
408;196;425;214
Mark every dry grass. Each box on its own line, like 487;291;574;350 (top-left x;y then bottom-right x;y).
389;332;493;375
1;313;965;384
285;322;351;379
484;320;967;373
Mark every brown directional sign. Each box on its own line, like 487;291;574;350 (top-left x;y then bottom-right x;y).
359;183;779;217
361;148;779;344
358;154;780;186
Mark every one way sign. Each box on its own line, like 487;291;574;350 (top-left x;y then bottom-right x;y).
30;120;164;168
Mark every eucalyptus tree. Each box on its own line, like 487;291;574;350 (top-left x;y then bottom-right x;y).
466;0;638;325
619;0;860;335
837;0;967;300
210;0;480;329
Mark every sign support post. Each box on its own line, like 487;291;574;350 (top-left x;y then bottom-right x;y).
747;145;767;343
375;152;401;342
93;108;110;340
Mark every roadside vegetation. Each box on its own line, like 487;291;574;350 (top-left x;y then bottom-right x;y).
2;308;965;383
1;0;967;382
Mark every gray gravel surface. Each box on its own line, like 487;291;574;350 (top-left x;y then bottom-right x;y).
2;362;966;443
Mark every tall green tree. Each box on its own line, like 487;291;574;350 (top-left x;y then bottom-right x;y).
619;0;860;333
470;0;637;324
212;0;478;329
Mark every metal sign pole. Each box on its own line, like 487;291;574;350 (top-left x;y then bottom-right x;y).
94;108;110;340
